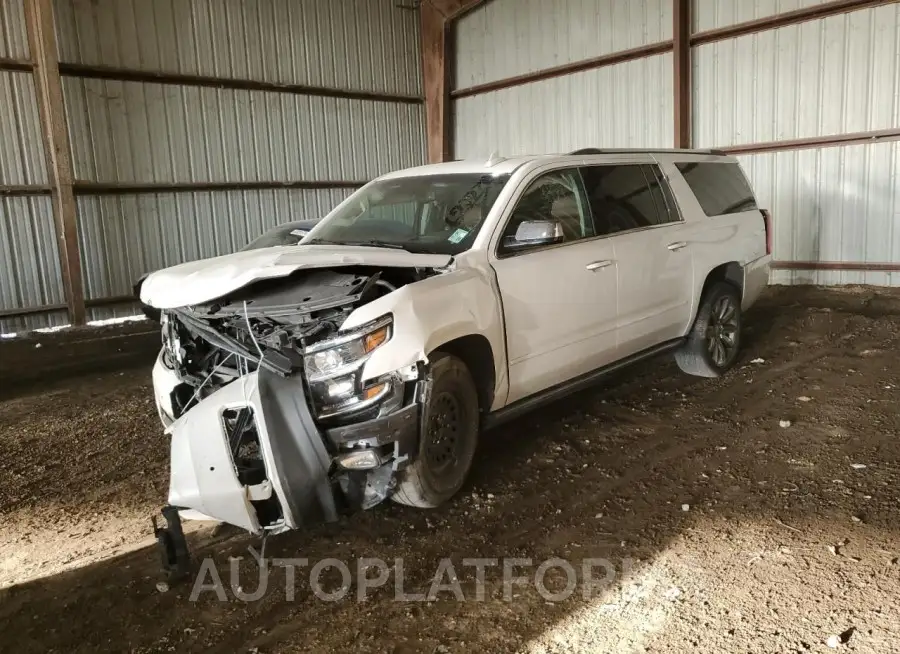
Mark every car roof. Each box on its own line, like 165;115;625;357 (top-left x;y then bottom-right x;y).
377;156;553;179
378;149;739;180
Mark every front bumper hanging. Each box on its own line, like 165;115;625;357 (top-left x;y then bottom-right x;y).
154;364;424;580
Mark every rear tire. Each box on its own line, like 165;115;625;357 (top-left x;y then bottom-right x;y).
675;282;742;378
391;353;480;508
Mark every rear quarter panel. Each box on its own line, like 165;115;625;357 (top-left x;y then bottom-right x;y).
655;155;770;319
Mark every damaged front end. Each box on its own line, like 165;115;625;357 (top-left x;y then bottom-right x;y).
152;267;434;575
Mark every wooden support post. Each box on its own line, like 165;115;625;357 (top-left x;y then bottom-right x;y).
673;0;692;149
421;3;450;164
25;0;86;325
420;0;486;164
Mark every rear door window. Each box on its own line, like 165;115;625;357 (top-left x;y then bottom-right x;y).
580;164;674;236
675;162;758;216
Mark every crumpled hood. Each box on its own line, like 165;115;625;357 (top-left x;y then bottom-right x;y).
139;245;453;309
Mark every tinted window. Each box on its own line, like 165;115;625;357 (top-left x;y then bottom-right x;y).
653;165;681;222
643;165;680;224
580;164;670;235
675;162;758;216
501;169;594;245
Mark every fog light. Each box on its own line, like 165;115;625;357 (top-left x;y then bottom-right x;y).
336;449;383;470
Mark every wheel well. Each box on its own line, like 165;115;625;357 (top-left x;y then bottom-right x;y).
431;335;495;414
703;262;743;299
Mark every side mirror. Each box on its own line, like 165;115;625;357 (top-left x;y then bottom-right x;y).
502;220;565;252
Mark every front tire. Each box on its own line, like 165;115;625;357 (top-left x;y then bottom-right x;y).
675;282;742;378
391;353;480;508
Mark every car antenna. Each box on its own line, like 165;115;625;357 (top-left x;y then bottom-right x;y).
485;151;506;167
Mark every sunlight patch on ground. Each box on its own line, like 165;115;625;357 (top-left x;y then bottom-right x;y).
87;314;146;327
0;314;146;341
0;510;209;589
522;552;705;654
522;552;692;654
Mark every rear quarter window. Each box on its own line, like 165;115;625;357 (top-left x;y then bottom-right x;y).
675;162;758;217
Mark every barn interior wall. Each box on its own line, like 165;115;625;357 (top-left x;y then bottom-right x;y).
694;2;900;282
0;0;427;333
452;0;674;158
452;0;900;285
1;0;69;332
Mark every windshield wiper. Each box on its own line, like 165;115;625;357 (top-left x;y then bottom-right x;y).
307;238;408;251
304;238;343;246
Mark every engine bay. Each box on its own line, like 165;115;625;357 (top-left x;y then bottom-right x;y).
159;266;429;420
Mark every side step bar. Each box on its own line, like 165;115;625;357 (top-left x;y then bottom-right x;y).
484;338;685;430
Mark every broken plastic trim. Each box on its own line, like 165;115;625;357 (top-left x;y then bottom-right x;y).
256;367;339;527
172;307;290;377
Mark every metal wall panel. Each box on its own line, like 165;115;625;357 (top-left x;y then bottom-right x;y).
0;308;68;335
694;0;834;32
738;140;900;286
63;77;426;184
76;188;354;301
454;0;672;89
0;0;28;60
53;0;423;97
0;196;67;332
693;4;900;148
0;71;47;186
453;54;674;159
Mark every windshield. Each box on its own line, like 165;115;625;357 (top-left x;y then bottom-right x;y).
242;221;317;251
303;173;511;255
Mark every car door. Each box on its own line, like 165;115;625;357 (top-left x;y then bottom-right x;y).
580;163;695;357
489;167;619;405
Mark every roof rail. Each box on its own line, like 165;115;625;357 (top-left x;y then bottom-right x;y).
568;147;729;156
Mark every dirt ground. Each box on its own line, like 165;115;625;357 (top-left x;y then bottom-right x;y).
1;286;898;654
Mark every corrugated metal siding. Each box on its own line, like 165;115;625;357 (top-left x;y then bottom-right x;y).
453;54;673;158
454;0;672;89
0;71;47;185
45;0;428;332
53;0;422;97
0;309;68;335
63;77;425;183
693;4;900;148
77;188;353;300
0;196;67;332
738;140;900;285
0;0;57;332
694;0;834;32
0;0;28;60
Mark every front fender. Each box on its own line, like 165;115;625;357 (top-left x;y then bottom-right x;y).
340;268;507;399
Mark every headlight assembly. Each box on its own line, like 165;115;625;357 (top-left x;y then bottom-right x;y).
303;315;395;418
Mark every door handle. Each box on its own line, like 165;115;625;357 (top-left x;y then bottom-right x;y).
667;241;688;251
586;260;614;271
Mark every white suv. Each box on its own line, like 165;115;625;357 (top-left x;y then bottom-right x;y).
141;148;771;575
